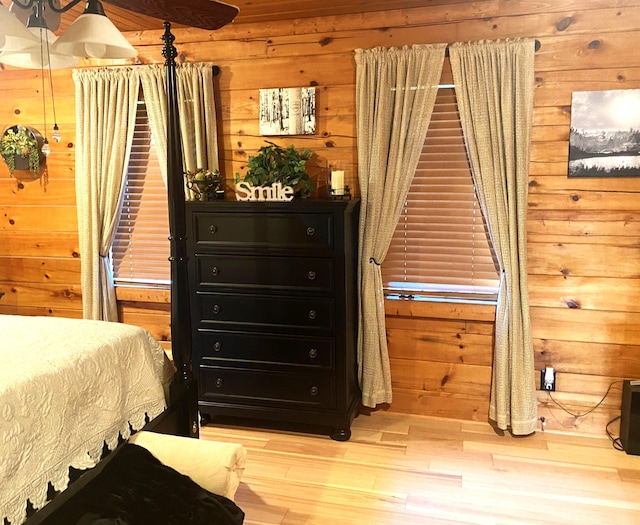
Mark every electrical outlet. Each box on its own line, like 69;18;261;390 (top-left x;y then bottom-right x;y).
540;367;556;391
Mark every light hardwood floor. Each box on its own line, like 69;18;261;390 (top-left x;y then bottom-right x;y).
201;411;640;525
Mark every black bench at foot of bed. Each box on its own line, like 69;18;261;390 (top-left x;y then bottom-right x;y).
25;443;244;525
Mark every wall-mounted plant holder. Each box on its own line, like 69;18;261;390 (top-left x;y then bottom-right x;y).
0;125;46;182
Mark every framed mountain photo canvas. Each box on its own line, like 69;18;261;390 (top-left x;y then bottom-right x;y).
569;89;640;178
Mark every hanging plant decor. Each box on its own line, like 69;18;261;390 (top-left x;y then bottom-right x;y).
0;125;46;178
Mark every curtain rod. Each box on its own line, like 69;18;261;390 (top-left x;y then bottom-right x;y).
75;63;220;76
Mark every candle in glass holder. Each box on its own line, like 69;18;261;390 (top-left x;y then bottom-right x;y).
330;170;345;195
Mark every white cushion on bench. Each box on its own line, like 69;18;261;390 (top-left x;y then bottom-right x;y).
129;431;246;500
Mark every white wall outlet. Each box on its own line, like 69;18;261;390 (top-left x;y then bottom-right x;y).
540;367;556;391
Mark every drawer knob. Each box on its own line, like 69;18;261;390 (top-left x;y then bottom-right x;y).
209;225;218;234
310;386;319;396
307;270;316;280
213;341;222;352
211;266;219;276
215;378;223;388
212;304;221;314
309;348;318;359
308;309;317;320
306;226;315;236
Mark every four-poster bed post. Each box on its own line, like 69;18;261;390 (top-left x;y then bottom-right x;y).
162;21;199;439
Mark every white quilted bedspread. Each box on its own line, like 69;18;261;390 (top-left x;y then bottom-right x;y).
0;315;174;525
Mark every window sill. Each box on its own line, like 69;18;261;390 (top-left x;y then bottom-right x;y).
384;295;496;322
115;285;170;304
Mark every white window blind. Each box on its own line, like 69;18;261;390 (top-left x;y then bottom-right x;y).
112;100;170;286
382;61;499;301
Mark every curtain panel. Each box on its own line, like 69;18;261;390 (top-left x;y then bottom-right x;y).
449;39;537;435
139;63;220;198
73;67;140;321
354;44;446;407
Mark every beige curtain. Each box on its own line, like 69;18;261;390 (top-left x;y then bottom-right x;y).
73;67;139;321
138;65;169;182
354;44;446;407
449;39;537;435
140;63;219;199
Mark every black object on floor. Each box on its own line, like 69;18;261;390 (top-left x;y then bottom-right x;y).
36;444;244;525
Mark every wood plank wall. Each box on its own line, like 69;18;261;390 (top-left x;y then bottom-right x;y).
1;0;640;436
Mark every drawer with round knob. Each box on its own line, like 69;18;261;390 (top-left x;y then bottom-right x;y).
193;211;334;251
198;330;334;370
199;367;336;409
198;292;334;332
195;254;334;292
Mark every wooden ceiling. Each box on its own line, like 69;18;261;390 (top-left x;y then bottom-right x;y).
1;0;470;33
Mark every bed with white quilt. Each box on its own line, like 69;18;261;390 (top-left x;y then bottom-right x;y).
0;314;175;525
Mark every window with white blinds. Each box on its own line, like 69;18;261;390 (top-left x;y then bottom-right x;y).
111;100;171;286
382;63;499;302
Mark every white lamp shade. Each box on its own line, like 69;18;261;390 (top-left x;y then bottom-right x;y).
0;4;40;55
52;13;137;59
0;27;78;69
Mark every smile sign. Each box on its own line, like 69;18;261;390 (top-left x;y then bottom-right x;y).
235;181;295;202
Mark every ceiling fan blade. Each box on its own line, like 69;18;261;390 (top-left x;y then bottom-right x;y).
102;0;239;30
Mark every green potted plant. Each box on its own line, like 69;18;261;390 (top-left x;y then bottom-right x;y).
235;141;313;198
0;125;44;176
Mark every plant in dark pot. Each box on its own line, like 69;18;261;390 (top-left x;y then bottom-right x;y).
236;141;313;198
0;125;45;177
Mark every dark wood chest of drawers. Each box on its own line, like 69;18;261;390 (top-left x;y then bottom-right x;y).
185;199;360;440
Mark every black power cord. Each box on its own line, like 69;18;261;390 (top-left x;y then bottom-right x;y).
546;380;622;418
541;380;625;450
606;415;624;451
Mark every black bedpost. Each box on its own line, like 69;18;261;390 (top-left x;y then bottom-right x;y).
162;22;199;439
